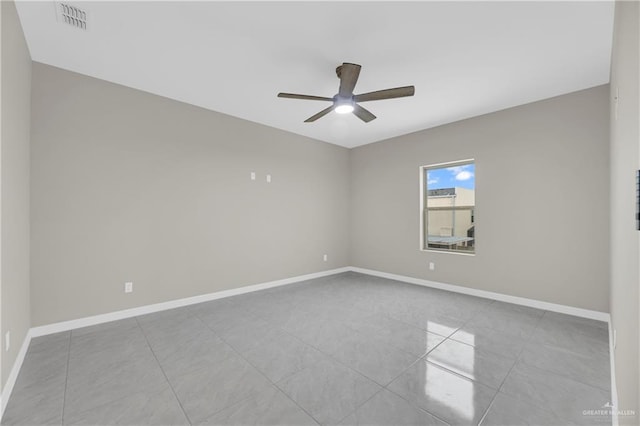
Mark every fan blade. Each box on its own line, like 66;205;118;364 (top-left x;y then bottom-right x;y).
338;63;362;97
304;105;334;122
278;93;333;101
353;104;376;123
354;86;415;103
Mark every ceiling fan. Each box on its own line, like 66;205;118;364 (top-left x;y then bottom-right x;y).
277;63;415;123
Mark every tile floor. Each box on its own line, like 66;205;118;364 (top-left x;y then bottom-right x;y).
2;272;612;425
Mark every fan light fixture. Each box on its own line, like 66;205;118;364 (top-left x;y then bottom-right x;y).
335;102;354;114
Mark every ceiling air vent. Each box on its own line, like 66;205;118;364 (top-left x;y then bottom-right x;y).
56;2;88;30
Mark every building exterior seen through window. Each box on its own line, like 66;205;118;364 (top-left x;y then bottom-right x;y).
422;160;475;254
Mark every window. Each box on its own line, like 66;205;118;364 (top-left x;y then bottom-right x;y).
421;160;475;254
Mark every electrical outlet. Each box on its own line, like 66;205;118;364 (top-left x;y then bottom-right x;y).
323;254;328;262
266;174;271;183
429;262;435;271
250;172;256;181
5;331;10;352
124;282;133;293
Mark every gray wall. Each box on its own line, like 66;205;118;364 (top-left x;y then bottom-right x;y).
1;0;31;388
31;63;350;326
350;85;610;313
609;1;639;422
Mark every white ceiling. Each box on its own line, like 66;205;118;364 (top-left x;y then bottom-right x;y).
16;1;614;148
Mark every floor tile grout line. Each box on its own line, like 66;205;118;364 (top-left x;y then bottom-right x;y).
330;387;387;425
505;356;614;396
260;307;425;359
380;386;453;426
191;312;321;425
475;354;520;426
476;308;549;425
475;395;498;426
238;291;476;424
526;338;612;387
376;312;461;340
387;299;528;426
534;337;611;360
218;296;454;424
525;311;612;392
338;311;457;359
60;331;73;425
424;326;524;384
518;348;613;393
134;316;194;426
329;381;454;426
229;306;390;385
52;325;172;424
375;337;455;426
312;306;462;425
266;317;401;388
255;304;457;425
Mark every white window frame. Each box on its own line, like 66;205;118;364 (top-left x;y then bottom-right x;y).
419;159;476;256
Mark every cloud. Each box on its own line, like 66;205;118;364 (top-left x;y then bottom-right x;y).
447;165;471;175
455;171;473;181
426;172;438;185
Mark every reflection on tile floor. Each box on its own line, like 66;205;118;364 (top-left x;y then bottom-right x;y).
1;272;612;425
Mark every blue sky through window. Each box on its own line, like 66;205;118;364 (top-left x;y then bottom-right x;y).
426;163;475;190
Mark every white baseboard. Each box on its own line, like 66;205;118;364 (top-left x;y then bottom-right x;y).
0;330;32;420
29;265;611;339
350;267;611;322
30;265;611;337
30;267;350;337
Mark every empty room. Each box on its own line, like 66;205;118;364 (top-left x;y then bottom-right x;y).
1;1;639;425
